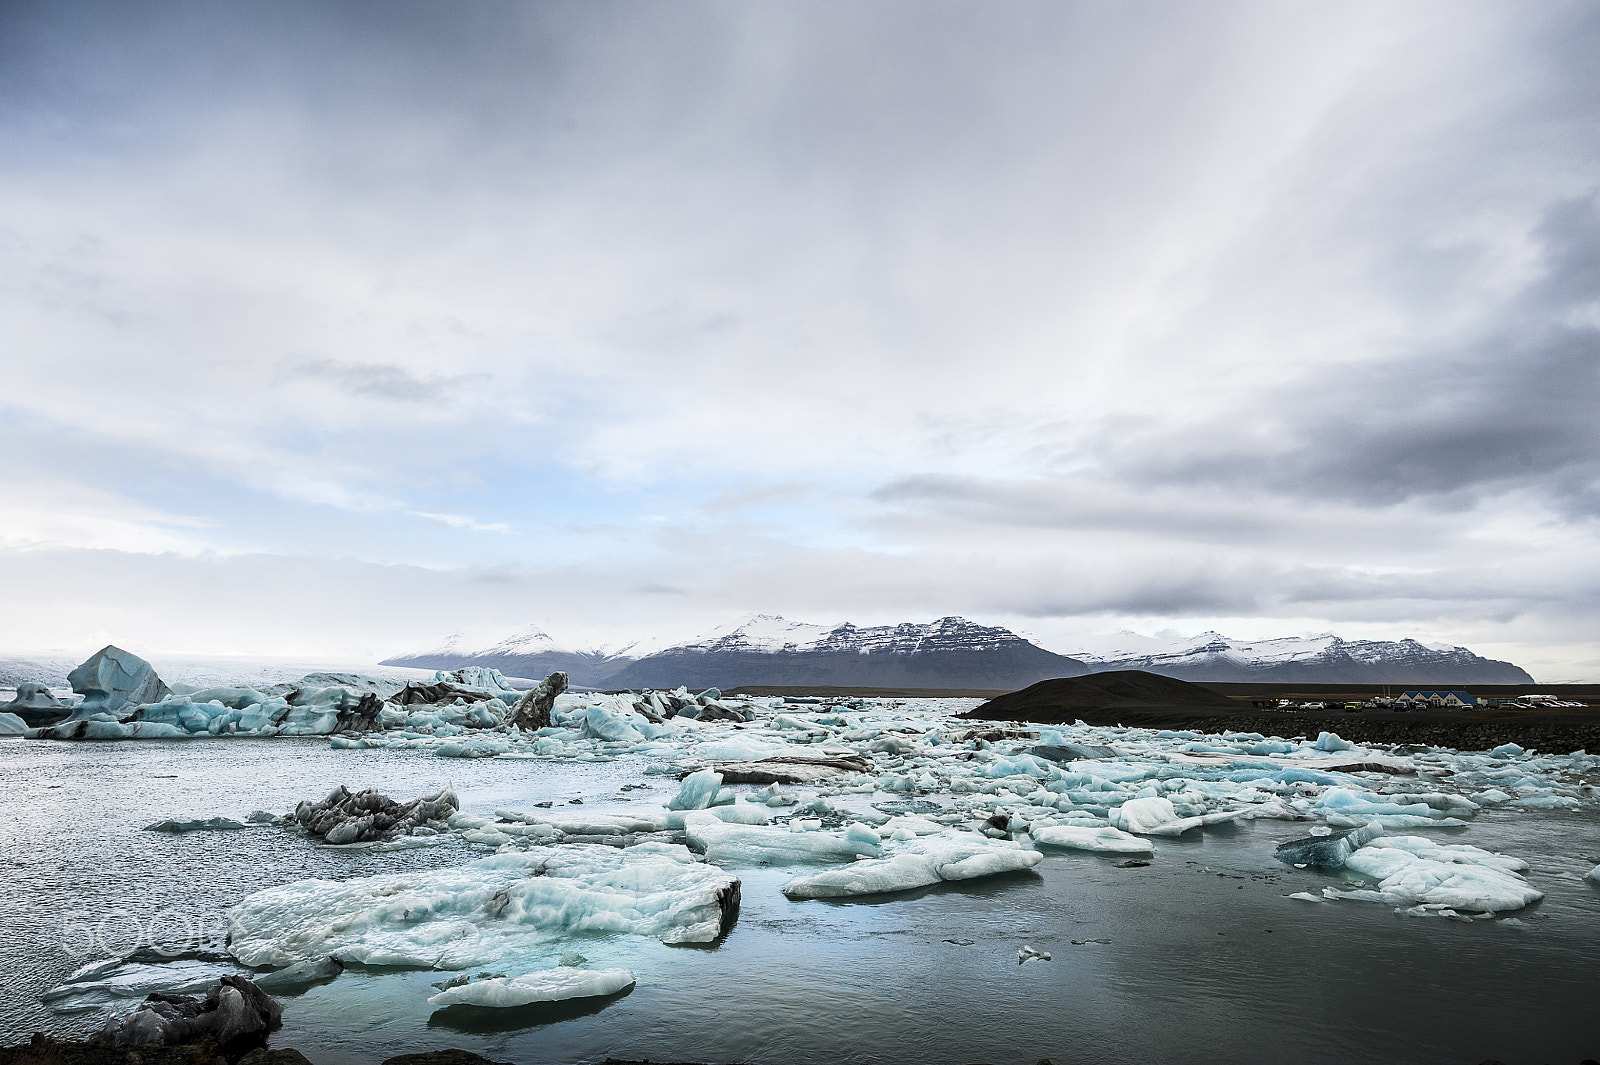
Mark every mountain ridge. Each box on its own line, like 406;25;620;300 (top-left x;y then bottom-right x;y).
383;616;1534;688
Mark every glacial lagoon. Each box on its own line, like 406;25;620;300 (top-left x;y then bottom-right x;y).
4;690;1600;1065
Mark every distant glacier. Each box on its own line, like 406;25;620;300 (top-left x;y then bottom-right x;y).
383;615;1534;688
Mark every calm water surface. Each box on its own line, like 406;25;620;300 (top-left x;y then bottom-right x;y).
3;737;1598;1065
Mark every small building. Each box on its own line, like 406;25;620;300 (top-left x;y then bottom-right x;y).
1395;690;1478;710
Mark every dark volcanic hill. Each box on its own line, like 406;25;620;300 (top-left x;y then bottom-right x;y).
960;670;1236;723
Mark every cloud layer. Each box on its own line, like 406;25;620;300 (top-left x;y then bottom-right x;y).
2;1;1596;679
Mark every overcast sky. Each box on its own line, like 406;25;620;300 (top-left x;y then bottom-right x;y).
2;1;1596;679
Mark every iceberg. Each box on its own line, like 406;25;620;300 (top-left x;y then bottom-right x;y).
68;646;170;719
228;842;741;969
782;835;1042;899
0;711;26;735
1032;824;1153;856
427;967;635;1008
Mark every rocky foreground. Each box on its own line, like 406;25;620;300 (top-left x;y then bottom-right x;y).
0;1042;723;1065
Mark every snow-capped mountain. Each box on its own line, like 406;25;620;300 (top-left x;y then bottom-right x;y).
1062;630;1533;684
384;614;1091;689
385;617;1535;689
382;625;646;686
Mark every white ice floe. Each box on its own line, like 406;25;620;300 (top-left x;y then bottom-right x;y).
1031;824;1153;855
228;842;739;970
1327;836;1542;913
427;967;636;1008
781;835;1042;899
1107;796;1239;837
685;812;881;865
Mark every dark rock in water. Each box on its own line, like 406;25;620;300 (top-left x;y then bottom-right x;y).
236;1050;314;1065
381;1052;514;1065
508;672;567;731
294;784;458;844
99;975;282;1049
963;670;1234;723
1030;742;1119;762
68;646;171;719
1114;859;1151;868
0;1034;225;1065
1274;821;1383;869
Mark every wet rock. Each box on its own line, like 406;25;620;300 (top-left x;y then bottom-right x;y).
99;976;282;1049
293;785;458;844
381;1053;513;1065
0;1034;224;1065
508;672;567;731
67;646;170;719
236;1050;314;1065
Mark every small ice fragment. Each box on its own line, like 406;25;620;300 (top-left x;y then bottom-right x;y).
1018;944;1051;964
427;967;635;1008
1285;892;1324;903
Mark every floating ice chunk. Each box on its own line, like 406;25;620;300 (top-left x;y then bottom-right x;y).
427;967;636;1008
1274;821;1383;869
1585;864;1600;885
1316;787;1461;821
1489;743;1525;758
0;712;28;735
1284;892;1324;903
981;754;1054;778
1108;797;1206;837
1032;824;1154;856
580;696;648;743
1314;732;1356;753
684;812;881;866
1018;944;1051;963
1332;836;1542;912
781;835;1042;899
252;956;343;993
228;842;740;969
1324;812;1469;830
667;768;724;811
144;817;248;833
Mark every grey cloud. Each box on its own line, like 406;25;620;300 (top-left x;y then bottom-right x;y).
283;358;483;403
1103;192;1600;513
